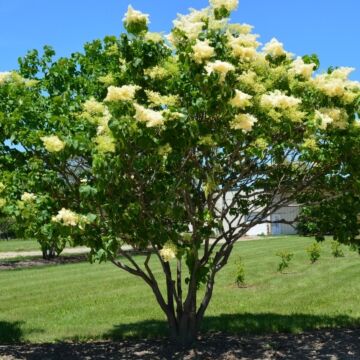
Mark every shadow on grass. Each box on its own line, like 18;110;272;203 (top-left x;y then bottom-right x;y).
1;316;359;359
0;321;24;344
0;321;43;344
105;312;360;340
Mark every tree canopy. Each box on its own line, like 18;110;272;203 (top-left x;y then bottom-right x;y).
0;0;359;344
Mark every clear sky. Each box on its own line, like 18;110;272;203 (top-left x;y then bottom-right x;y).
0;0;359;80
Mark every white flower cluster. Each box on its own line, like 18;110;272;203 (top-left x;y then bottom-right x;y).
289;57;316;79
173;20;204;40
228;33;260;60
145;90;179;108
123;5;149;27
52;208;80;227
105;85;140;102
52;208;89;228
41;135;65;153
134;104;165;127
172;8;209;40
81;98;116;154
315;110;333;130
229;90;252;108
263;38;286;57
230;113;258;132
205;60;235;81
210;0;238;12
228;23;253;35
331;67;355;80
316;108;348;129
261;90;302;109
159;242;177;262
192;39;215;64
0;72;12;85
313;68;359;103
21;192;36;202
144;32;163;43
83;98;105;115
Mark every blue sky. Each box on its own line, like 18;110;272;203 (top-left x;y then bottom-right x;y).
0;0;359;80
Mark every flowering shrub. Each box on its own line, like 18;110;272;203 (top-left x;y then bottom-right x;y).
0;0;359;344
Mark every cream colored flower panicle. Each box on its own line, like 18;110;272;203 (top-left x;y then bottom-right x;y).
313;68;359;102
313;75;345;98
0;72;12;85
172;8;209;40
227;23;253;35
289;57;316;79
229;90;252;108
97;108;111;131
144;32;163;43
228;33;260;60
261;90;302;109
205;60;235;81
331;67;355;80
52;208;80;227
41;135;65;153
123;5;149;27
21;192;36;202
228;33;260;48
210;0;238;12
173;20;204;40
159;242;177;262
230;113;258;132
144;65;168;79
315;110;333;130
145;90;179;108
134;104;165;127
318;108;348;129
0;198;6;208
83;98;105;115
263;38;286;57
0;182;5;193
192;39;215;63
105;85;140;102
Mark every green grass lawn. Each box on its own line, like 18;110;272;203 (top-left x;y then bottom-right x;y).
0;236;359;343
0;239;40;253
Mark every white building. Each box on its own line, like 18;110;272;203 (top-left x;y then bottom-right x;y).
216;191;300;236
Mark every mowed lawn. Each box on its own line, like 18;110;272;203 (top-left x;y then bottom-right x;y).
0;236;359;343
0;239;40;253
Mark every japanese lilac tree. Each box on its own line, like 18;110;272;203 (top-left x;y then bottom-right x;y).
0;0;359;343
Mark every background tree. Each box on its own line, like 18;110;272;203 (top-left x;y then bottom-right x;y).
0;0;359;344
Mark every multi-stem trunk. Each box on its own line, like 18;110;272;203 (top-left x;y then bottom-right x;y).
161;269;216;346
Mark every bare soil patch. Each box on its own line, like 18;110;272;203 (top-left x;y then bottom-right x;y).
0;327;359;359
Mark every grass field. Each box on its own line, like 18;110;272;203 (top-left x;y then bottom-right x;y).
0;236;359;343
0;239;40;253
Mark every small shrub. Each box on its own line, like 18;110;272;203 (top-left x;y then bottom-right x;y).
306;242;321;263
331;240;344;258
234;257;246;287
276;251;294;273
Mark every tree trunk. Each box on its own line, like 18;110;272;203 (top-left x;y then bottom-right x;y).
42;246;56;260
165;279;199;346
